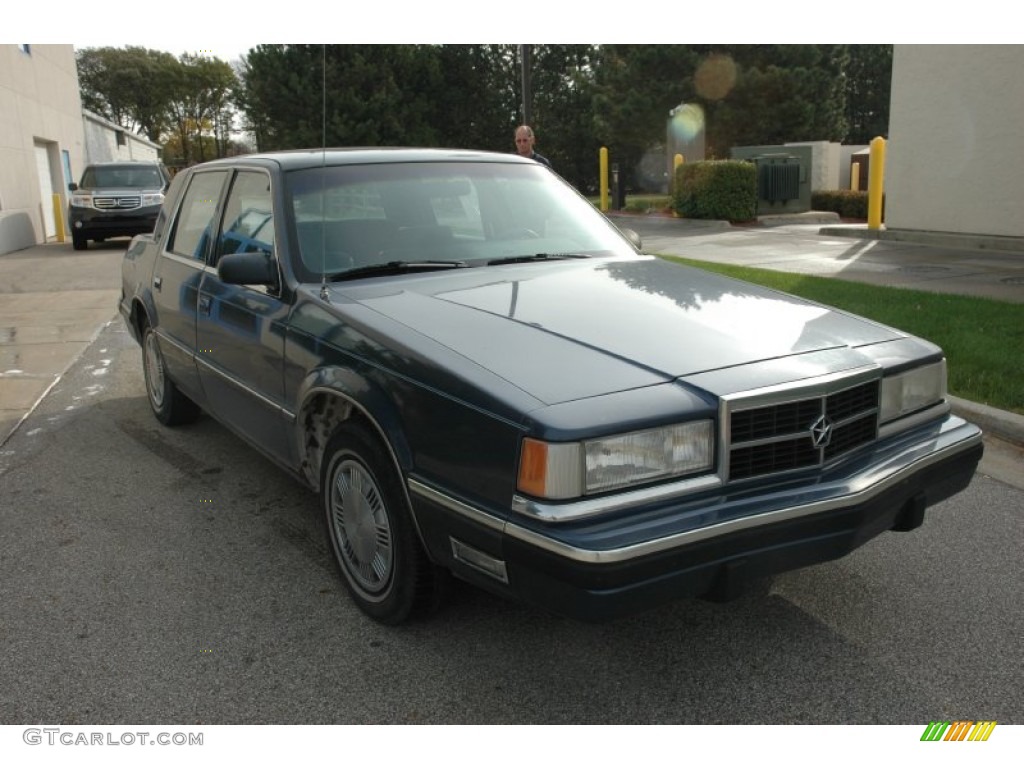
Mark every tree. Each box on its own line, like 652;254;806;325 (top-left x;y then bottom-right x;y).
528;45;602;190
239;45;408;150
77;46;242;165
165;53;238;165
702;45;850;154
240;44;515;151
593;45;704;189
76;46;180;142
593;45;867;190
843;45;893;143
429;44;519;152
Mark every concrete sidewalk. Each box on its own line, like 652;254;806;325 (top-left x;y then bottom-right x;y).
609;211;1024;304
0;240;124;445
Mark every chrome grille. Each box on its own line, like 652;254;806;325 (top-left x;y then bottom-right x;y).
94;196;141;210
728;378;880;481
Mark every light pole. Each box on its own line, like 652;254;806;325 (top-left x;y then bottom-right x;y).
520;44;532;126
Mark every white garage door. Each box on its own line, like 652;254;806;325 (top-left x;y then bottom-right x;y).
35;143;56;239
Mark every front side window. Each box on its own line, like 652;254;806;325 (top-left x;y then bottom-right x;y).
168;171;228;261
215;171;275;265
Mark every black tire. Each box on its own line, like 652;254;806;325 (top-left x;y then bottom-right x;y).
71;232;88;251
321;422;444;624
141;323;201;426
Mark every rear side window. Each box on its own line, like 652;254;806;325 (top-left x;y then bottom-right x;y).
168;171;228;261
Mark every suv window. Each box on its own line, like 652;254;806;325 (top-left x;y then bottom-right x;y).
168;171;229;261
80;164;168;189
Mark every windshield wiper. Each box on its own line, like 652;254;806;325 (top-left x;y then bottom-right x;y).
328;260;468;282
486;253;590;266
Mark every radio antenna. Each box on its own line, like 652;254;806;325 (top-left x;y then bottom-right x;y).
319;43;330;302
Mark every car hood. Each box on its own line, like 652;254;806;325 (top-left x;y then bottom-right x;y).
78;186;164;195
329;256;904;405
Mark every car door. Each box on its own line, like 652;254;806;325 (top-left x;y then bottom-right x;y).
152;169;231;405
195;169;294;466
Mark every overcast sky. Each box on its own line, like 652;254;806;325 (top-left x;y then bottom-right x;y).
21;2;1008;56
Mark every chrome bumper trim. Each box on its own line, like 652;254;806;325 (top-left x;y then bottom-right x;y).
511;473;723;523
877;401;951;440
408;479;506;533
410;419;982;566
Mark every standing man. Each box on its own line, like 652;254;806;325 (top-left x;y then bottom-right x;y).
514;125;552;169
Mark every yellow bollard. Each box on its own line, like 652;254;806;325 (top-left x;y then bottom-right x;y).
671;155;685;217
52;194;66;243
600;147;609;212
851;162;860;192
867;137;886;230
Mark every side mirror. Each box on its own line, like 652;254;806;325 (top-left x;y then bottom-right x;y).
218;251;278;287
620;227;642;251
68;182;78;191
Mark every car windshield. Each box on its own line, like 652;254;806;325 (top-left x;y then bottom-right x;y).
81;166;164;189
286;161;636;281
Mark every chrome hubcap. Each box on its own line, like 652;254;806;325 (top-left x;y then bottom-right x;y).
144;334;165;407
330;459;393;595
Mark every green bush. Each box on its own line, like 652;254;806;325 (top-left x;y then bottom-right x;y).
811;190;885;220
672;160;757;222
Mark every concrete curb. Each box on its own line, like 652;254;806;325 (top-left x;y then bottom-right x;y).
949;396;1024;448
758;211;840;227
819;224;1024;255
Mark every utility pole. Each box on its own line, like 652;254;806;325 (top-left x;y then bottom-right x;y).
520;44;532;126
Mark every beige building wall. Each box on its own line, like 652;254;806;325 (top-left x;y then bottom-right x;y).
83;110;162;164
886;45;1024;239
0;44;86;254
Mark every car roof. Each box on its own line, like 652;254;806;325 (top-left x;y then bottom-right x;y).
195;147;533;172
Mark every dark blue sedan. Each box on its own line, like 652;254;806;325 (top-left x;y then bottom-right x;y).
119;148;983;624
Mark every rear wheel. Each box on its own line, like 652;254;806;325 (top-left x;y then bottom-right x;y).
321;422;445;624
141;323;200;426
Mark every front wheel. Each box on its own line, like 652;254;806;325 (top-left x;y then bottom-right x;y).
141;324;200;426
321;423;444;624
71;231;88;251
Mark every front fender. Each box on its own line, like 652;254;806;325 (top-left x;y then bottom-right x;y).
294;365;415;488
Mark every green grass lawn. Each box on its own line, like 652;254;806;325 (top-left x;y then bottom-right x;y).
662;256;1024;415
589;195;672;213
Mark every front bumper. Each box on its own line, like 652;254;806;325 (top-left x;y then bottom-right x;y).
70;205;160;239
410;414;983;621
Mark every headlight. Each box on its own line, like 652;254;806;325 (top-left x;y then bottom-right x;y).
880;360;947;423
70;194;92;208
517;421;715;500
141;193;165;206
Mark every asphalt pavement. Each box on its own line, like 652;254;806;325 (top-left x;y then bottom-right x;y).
1;237;1022;729
2;217;1023;453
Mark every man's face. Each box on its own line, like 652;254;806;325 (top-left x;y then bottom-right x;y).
515;130;534;157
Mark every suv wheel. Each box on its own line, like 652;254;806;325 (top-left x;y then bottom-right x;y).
72;231;87;251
